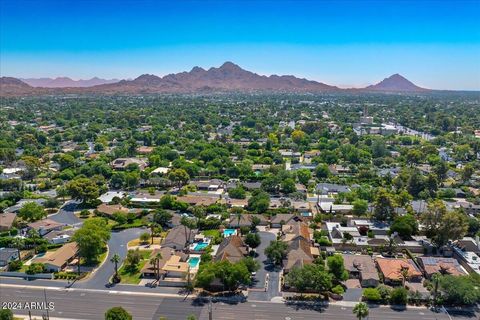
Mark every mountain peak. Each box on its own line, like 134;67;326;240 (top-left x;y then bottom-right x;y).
190;66;206;73
219;61;242;70
366;73;427;92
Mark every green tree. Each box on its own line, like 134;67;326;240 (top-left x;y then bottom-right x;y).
72;218;110;263
352;199;368;216
296;169;311;186
153;209;173;227
390;287;408;305
12;237;24;261
353;302;369;320
373;188;395;221
18;202;46;222
439;275;480;305
390;214;418;239
315;163;330;179
265;240;288;265
0;308;13;320
327;254;348;281
245;232;261;248
105;306;132;320
167;169;190;187
281;178;296;194
66;177;101;205
229;186;246;199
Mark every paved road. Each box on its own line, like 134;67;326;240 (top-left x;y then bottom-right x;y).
75;227;145;289
248;231;281;301
49;200;82;226
1;286;471;320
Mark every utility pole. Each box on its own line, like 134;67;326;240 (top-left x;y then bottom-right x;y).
208;296;213;320
43;288;50;320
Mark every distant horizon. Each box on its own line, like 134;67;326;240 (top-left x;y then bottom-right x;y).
1;0;479;90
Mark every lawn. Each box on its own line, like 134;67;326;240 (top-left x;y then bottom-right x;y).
202;230;221;238
117;250;152;284
128;236;162;247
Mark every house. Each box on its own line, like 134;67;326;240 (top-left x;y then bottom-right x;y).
241;181;262;190
35;242;78;272
141;247;188;278
129;191;164;204
329;164;352;176
0;248;19;267
111;158;148;171
98;191;126;203
283;236;318;273
225;198;249;208
376;258;422;285
136;146;154;154
342;254;379;287
215;235;248;263
43;229;74;244
316;183;350;195
190;179;225;191
27;219;65;237
0;212;16;231
176;195;219;206
270;214;295;228
96;203;129;218
229;214;268;228
318;202;353;214
162;225;197;250
416;256;466;278
281;220;312;242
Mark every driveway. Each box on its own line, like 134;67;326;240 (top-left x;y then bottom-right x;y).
49;200;82;226
248;231;281;301
75;227;144;289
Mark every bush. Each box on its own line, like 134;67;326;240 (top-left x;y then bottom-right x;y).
363;288;382;302
80;209;90;218
390;287;408;305
37;243;48;253
8;260;22;271
0;309;13;320
377;284;392;302
25;263;46;275
105;306;132;320
332;285;345;295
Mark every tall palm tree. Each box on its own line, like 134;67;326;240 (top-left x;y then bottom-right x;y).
27;229;40;253
400;266;410;288
431;273;440;306
150;252;162;281
149;223;158;245
353;302;369;320
12;238;24;261
110;253;121;282
180;217;196;249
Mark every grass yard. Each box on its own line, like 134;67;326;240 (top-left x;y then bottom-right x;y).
202;230;221;238
118;250;152;284
128;236;162;247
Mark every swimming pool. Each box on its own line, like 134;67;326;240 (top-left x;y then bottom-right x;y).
193;242;209;251
188;257;200;268
223;229;237;237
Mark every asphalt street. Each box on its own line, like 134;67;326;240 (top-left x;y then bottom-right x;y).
248;231;281;302
1;286;474;320
49;200;82;226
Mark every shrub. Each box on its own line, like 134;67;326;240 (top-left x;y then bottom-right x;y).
363;288;382;302
25;263;46;275
80;209;90;218
377;284;392;302
0;309;13;320
332;285;345;295
390;287;408;305
8;260;22;271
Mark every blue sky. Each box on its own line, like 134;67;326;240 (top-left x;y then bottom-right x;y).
1;0;479;90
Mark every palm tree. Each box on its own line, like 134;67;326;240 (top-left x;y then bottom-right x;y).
149;223;158;245
400;266;410;288
180;217;196;249
110;253;121;282
236;211;242;229
385;236;398;257
27;229;40;253
12;238;24;261
431;273;440;306
150;252;162;281
353;302;369;320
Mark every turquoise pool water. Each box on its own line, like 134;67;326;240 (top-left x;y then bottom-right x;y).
188;257;200;268
194;242;209;251
223;229;236;237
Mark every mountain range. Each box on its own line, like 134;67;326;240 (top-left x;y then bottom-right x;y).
1;61;429;96
20;77;119;88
